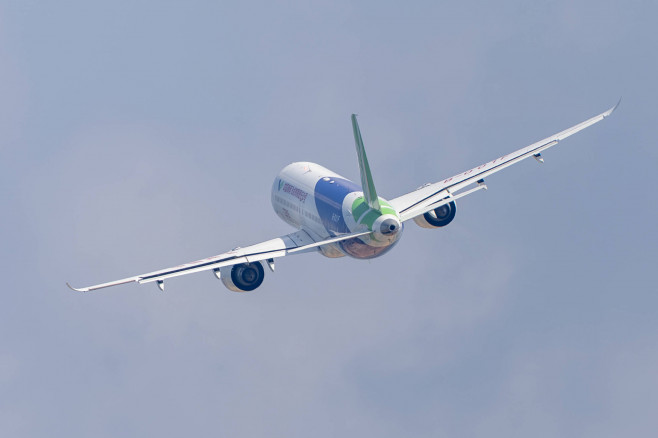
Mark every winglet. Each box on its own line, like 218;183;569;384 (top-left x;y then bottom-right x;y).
66;282;89;292
351;114;381;211
603;97;622;118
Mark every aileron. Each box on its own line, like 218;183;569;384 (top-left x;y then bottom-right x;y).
391;101;619;221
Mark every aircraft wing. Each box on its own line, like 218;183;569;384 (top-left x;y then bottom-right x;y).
67;228;371;292
389;100;620;222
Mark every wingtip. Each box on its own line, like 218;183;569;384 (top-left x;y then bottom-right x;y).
604;97;622;117
66;282;88;292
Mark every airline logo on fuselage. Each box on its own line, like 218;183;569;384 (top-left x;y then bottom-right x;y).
281;181;308;202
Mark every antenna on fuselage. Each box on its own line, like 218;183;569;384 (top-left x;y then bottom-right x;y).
351;114;381;212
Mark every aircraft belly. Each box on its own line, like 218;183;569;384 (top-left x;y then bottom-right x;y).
339;237;399;259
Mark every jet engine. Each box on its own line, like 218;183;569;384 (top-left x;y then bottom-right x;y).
219;262;265;292
413;200;456;228
372;214;403;243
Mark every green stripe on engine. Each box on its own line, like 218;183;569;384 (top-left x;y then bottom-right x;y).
351;196;399;229
352;197;370;221
360;210;380;228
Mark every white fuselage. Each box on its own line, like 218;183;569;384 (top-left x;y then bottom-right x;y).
271;162;403;259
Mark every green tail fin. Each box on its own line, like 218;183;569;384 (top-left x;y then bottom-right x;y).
351;114;381;211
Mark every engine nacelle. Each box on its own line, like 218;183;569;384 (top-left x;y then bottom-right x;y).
220;262;265;292
371;214;402;243
413;200;456;228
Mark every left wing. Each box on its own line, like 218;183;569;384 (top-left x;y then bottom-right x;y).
67;228;370;292
390;100;620;222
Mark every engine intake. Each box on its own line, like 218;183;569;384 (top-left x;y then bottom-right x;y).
413;200;456;228
220;262;265;292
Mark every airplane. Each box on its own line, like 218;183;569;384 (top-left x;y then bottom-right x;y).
67;101;619;293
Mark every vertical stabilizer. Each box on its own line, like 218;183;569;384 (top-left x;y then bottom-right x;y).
351;114;381;211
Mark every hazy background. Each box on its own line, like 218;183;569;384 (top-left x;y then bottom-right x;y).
1;1;656;436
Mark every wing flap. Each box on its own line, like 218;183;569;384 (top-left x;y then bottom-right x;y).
67;228;372;292
391;101;619;222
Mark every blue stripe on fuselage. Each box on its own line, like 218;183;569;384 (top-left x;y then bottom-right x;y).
314;177;360;235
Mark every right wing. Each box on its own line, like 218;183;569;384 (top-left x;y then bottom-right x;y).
67;228;370;292
390;100;620;222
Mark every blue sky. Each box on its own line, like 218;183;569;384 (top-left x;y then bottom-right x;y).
1;1;657;436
